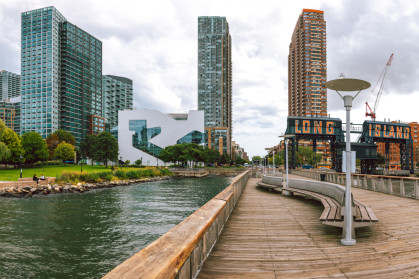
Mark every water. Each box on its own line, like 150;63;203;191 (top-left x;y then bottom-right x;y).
0;176;232;279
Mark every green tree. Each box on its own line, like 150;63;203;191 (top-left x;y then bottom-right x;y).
0;142;11;162
93;131;118;168
46;129;76;159
202;147;220;166
79;134;97;165
54;141;75;164
1;128;24;166
134;159;142;166
0;119;7;139
252;156;262;165
21;132;49;166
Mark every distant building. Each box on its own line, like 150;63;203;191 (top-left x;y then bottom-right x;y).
0;70;21;101
377;121;419;168
102;75;133;130
21;6;102;144
288;9;329;165
0;96;21;134
198;16;232;157
118;109;204;166
288;9;327;117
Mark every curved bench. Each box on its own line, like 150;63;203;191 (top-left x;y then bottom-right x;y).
258;176;378;237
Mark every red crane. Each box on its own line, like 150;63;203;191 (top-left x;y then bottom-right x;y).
365;53;394;121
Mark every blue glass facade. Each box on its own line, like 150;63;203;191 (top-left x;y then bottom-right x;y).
198;17;232;156
21;6;102;144
177;130;204;145
129;120;162;156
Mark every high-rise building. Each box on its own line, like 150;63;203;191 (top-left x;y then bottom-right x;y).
288;9;327;118
102;75;133;130
198;16;232;157
21;6;102;144
0;96;21;134
0;70;21;101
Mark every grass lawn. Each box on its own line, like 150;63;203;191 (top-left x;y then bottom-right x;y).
0;164;136;181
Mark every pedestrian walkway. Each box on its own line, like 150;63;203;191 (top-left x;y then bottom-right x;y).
197;176;419;278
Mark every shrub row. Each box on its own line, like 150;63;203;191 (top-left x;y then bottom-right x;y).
56;168;171;184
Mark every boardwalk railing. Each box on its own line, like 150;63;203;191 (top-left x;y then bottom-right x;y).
103;170;250;279
291;170;419;199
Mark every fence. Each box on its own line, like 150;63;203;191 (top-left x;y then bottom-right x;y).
103;170;250;279
291;170;419;200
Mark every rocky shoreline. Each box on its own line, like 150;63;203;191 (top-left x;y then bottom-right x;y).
0;176;171;198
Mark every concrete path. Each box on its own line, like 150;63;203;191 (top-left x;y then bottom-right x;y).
197;177;419;278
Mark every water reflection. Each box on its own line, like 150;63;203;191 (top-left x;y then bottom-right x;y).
0;176;231;279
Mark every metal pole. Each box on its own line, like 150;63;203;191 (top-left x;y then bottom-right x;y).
273;150;275;176
342;95;356;246
283;139;291;196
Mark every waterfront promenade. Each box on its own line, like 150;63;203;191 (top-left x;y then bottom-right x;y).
198;175;419;278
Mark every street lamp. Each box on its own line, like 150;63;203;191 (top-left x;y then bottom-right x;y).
273;150;276;176
120;156;122;169
264;148;271;175
279;134;295;196
326;76;370;246
80;158;83;173
19;155;23;178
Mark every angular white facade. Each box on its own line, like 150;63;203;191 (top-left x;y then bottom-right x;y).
118;109;204;166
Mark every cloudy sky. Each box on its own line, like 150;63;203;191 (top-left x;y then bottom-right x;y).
0;0;418;158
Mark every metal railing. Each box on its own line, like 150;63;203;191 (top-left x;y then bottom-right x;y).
103;170;250;279
291;170;419;199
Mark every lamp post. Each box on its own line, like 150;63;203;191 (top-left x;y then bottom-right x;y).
120;156;122;169
273;150;276;176
80;159;83;173
325;76;370;246
279;135;295;196
20;155;23;178
264;148;271;175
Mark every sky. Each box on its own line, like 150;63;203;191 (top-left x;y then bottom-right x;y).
1;0;418;158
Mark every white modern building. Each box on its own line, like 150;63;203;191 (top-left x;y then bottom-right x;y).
118;109;204;166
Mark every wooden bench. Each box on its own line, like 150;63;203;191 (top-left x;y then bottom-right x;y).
257;176;378;238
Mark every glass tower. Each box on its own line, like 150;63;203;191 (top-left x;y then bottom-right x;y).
0;70;21;101
21;6;102;144
198;16;232;157
288;9;327;117
102;75;133;130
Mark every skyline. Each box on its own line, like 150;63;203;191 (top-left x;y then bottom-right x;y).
1;0;418;158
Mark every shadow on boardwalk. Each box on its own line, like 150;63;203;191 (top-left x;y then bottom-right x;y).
198;177;419;278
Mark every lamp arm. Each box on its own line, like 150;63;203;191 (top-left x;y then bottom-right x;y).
334;90;344;100
353;90;363;100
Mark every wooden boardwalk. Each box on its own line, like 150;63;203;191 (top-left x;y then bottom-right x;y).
198;176;419;278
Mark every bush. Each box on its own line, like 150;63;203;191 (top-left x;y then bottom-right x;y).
114;170;126;179
134;159;142;167
98;171;113;181
126;170;140;179
84;172;100;183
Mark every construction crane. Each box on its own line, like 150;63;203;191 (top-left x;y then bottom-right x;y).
365;53;394;121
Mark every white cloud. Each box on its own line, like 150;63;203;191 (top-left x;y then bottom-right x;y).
1;0;419;158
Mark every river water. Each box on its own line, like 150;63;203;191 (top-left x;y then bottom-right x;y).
0;176;232;279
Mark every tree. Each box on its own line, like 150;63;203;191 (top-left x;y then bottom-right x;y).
21;132;49;166
252;156;262;164
93;131;118;168
46;129;75;159
134;159;142;167
1;128;24;166
0;119;7;139
54;142;75;164
79;134;97;165
0;142;11;162
202;147;220;166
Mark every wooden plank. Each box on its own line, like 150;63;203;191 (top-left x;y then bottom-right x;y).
198;176;419;278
